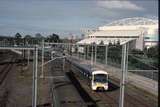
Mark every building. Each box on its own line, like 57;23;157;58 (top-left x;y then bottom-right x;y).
77;17;158;50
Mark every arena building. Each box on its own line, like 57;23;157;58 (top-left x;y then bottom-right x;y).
78;17;158;50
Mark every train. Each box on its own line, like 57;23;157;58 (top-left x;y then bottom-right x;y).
91;70;108;91
69;59;109;91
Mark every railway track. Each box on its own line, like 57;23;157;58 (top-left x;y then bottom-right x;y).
68;59;157;107
0;55;15;85
0;52;17;107
66;71;97;107
50;58;98;107
110;76;157;107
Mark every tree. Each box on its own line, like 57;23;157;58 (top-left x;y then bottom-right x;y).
24;35;32;45
108;42;122;64
117;40;120;45
99;40;104;45
14;33;22;45
35;33;44;44
108;41;112;46
47;33;60;43
81;34;85;39
146;45;158;58
131;49;144;55
35;33;43;39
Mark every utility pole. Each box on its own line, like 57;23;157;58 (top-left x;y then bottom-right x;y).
28;49;30;66
27;41;30;66
119;43;128;107
91;44;94;66
105;45;108;65
41;39;44;78
87;45;89;60
94;44;97;64
77;45;80;60
63;55;65;72
83;45;86;60
125;43;129;82
32;46;38;107
68;43;71;55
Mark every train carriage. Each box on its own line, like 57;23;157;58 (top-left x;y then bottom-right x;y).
70;60;109;91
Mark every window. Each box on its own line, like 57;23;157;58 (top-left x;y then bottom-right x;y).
94;74;107;83
145;37;150;39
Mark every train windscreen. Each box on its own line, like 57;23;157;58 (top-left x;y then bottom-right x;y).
93;74;107;83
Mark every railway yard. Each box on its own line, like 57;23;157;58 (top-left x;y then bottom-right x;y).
0;50;158;107
0;0;159;106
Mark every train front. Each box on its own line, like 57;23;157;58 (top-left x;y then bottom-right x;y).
91;70;108;91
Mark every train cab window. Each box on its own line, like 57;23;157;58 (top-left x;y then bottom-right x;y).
93;74;108;83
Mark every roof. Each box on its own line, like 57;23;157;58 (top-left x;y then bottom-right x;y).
77;30;141;45
77;37;136;45
92;70;108;75
89;30;142;37
106;17;158;26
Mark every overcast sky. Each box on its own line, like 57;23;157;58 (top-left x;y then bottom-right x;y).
0;0;158;37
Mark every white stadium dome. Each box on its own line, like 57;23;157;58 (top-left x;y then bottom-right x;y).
78;17;158;50
106;17;158;26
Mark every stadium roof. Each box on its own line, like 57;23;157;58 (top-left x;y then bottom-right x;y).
106;17;158;26
89;30;142;37
77;30;141;45
77;38;136;45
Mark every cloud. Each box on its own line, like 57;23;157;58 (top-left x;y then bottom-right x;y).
97;0;144;11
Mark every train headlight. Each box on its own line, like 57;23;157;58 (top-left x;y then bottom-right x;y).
92;83;97;90
104;83;108;90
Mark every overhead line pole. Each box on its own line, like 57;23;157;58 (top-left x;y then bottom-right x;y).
119;43;128;107
28;49;30;66
125;43;129;82
32;48;35;107
94;44;97;64
32;46;38;107
105;45;108;65
41;39;44;78
84;45;86;60
91;43;94;66
87;45;89;60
